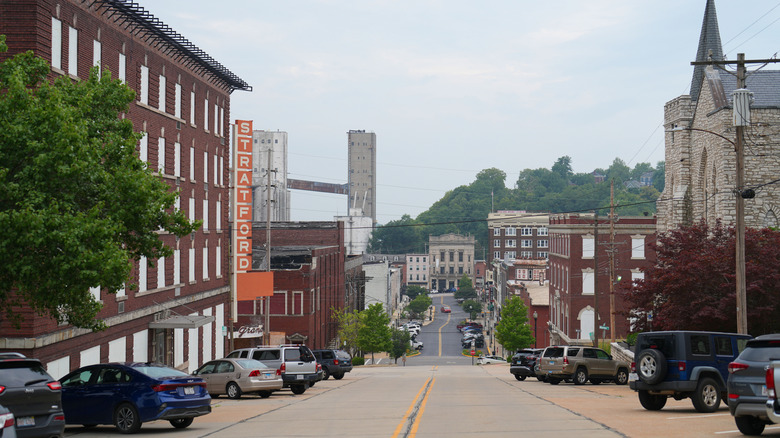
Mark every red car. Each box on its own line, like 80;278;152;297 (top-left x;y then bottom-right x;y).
441;306;451;313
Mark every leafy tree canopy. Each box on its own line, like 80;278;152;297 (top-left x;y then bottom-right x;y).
357;303;392;363
622;220;780;335
390;328;411;363
461;299;482;320
495;296;534;352
331;307;362;356
406;294;432;319
405;285;428;300
455;274;477;300
0;41;198;330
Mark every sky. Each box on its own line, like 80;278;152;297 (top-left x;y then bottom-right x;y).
141;0;780;223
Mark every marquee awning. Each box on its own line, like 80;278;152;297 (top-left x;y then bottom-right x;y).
149;314;215;329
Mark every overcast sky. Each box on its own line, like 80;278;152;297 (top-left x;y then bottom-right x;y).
141;1;780;223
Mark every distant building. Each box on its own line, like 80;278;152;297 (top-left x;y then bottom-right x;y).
252;130;290;222
639;171;654;187
429;234;476;292
547;214;656;344
348;130;377;226
336;209;372;255
406;254;430;290
487;211;550;264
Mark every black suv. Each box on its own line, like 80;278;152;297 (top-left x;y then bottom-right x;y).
312;350;353;380
726;333;780;435
509;349;543;381
0;354;65;438
630;331;751;413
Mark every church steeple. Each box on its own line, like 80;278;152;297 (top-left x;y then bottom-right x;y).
690;0;724;101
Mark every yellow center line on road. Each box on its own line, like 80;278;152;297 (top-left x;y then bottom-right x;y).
409;378;436;438
438;313;450;357
390;377;432;438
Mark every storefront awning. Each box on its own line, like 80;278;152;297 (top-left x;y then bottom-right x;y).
149;315;215;329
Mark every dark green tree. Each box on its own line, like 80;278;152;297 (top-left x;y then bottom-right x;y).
331;307;362;356
461;299;483;320
405;285;428;300
455;274;478;300
357;303;392;364
390;328;411;364
0;38;199;330
367;214;422;254
653;161;666;192
495;296;534;352
406;294;432;320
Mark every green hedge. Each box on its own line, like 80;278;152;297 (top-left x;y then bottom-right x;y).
351;356;365;366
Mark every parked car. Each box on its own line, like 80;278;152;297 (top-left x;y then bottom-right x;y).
630;331;751;413
59;362;211;434
457;321;483;332
410;339;424;351
538;345;630;385
767;360;780;429
312;349;353;380
510;349;544;381
462;334;485;348
441;306;451;313
0;405;17;438
727;334;780;435
193;358;282;399
227;345;319;394
477;355;506;365
0;354;65;438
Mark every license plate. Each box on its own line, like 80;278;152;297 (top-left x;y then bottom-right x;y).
629;373;638;382
263;372;274;379
184;386;195;395
17;416;35;427
296;375;303;380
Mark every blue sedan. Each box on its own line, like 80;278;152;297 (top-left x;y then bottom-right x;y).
59;362;211;434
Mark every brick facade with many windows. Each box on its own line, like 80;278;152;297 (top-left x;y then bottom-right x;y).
488;211;550;264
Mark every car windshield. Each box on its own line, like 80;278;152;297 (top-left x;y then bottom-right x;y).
235;359;269;369
133;364;190;378
740;340;780;362
0;361;52;385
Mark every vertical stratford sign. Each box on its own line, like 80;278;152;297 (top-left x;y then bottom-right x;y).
232;120;273;325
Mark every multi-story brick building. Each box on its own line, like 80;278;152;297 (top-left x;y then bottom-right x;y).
487;211;550;263
406;254;430;290
547;214;656;344
658;0;780;232
0;0;249;377
429;234;476;292
239;222;346;350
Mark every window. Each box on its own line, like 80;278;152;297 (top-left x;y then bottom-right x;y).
189;147;195;180
493;251;500;259
632;236;645;259
92;40;101;74
521;251;533;258
174;83;182;119
493;228;501;236
216;201;221;232
202;246;209;280
690;335;711;355
449;252;454;262
410;274;413;281
504;251;516;260
213;155;218;186
174;250;181;285
505;239;516;248
51;18;62;70
157;256;165;288
158;74;166;112
494;239;501;248
203;199;209;231
90;286;100;302
521;227;533;236
538;240;548;248
582;269;594;295
449;267;454;274
214;103;219;134
440;267;444;274
118;53;126;83
203;152;208;183
506;227;517;236
521;240;532;248
68;26;78;77
458;252;463;262
538;227;548;236
583;236;594;258
139;132;148;163
204;98;209;131
139;256;147;292
189;197;195;222
140;65;149;104
458;267;463;274
189;247;195;283
157;137;165;173
537;251;548;259
715;337;733;356
174;142;181;177
190;91;196;125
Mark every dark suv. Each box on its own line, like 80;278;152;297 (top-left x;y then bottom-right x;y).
312;350;353;380
630;331;751;413
726;333;780;435
0;354;65;438
509;349;543;381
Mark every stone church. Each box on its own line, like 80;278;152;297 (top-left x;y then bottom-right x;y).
657;0;780;232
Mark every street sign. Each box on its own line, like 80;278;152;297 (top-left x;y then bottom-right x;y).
599;325;609;330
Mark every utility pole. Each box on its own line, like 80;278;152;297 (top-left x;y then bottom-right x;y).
690;53;780;334
609;180;616;344
593;211;599;348
265;146;273;345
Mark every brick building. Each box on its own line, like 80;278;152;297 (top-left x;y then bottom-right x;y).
487;211;550;264
658;0;780;232
429;234;476;292
547;214;656;344
238;222;346;350
0;0;249;377
406;254;430;290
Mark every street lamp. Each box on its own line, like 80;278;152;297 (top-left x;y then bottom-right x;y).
533;311;538;348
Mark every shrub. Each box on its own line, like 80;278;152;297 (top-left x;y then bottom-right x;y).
351;356;365;366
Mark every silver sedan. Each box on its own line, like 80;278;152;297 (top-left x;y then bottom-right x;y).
193;358;283;399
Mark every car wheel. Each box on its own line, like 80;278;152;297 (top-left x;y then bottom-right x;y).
333;373;345;380
637;349;667;385
692;377;721;413
169;418;193;429
258;391;272;399
537;375;547;382
638;390;667;411
735;416;766;435
114;403;142;434
226;382;242;399
548;378;561;385
291;384;307;395
590;379;602;385
514;374;526;381
574;368;588;385
322;368;330;380
615;368;629;385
